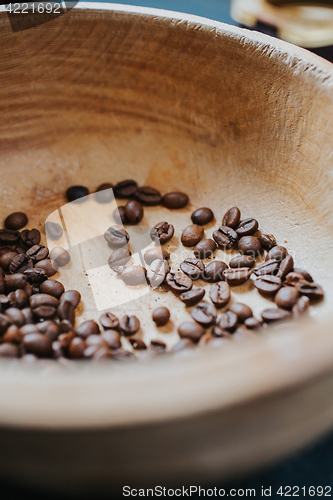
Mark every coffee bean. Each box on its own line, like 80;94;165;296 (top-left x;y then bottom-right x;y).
99;313;119;330
244;317;263;329
24;282;32;298
152;307;170;326
204;261;228;283
5;274;27;292
144;248;170;265
0;343;18;357
31;284;40;295
37;320;60;341
191;302;217;326
5;307;24;327
209;282;230;308
21;308;34;324
24;268;48;284
191;208;214;225
101;330;121;349
284;272;307;286
111;348;136;361
60;290;81;308
294;282;324;300
166;271;193;293
9;254;33;274
276;255;294;279
35;259;58;277
222;207;241;229
0;230;21;246
172;338;195;352
40;279;65;298
8;289;28;309
162;192;189;209
0;251;18;271
180;288;205;307
119;315;140;336
135;186;162;206
66;186;89;202
58;300;75;324
229;303;253;322
0;313;12;334
259;234;277;251
76;320;100;339
129;337;147;350
293;268;313;282
213;226;238;249
275;287;299;310
236;218;259;236
108;248;131;268
3;324;23;344
222;267;251;285
113;206;128;224
59;319;74;334
266;245;288;262
181;224;204;247
45;221;63;241
49;247;71;267
20;229;41;248
0;247;12;257
104;225;129;248
125;200;144;224
178;322;205;342
121;265;147;286
238;236;262;256
30;294;59;320
26;245;49;262
229;254;255;269
147;259;169;288
180;258;205;280
114;180;138;198
261;308;292;323
254;275;282;295
23;332;52;357
68;337;86;359
193;239;216;259
253;259;279;276
15;246;26;255
4;212;28;230
86;335;108;348
292;296;310;316
0;294;10;311
150;340;167;352
95;183;114;203
150;221;174;245
217;311;238;331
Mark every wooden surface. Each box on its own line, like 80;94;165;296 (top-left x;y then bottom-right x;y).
1;2;333;492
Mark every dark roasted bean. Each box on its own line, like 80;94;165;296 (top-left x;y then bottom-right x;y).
66;185;89;202
8;289;28;309
0;343;18;357
58;300;75;324
178;321;205;342
204;261;228;283
166;271;193;293
45;221;63;240
26;244;49;262
49;247;71;267
59;319;74;333
275;287;299;310
113;206;129;225
295;282;324;300
129;337;147;350
86;335;107;348
210;326;231;339
99;312;119;330
284;272;307;286
40;279;65;298
135;186;162;206
68;337;86;358
181;224;204;247
143;248;170;265
0;251;18;271
121;265;147;286
30;294;59;309
0;313;12;334
21;307;34;324
125;200;144;224
180;288;205;307
9;254;33;274
254;275;282;295
150;340;167;352
5;274;27;292
191;301;217;326
119;315;140;336
37;320;60;341
276;255;294;279
172;338;195;352
193;239;216;259
238;236;262;256
24;333;52;357
217;311;238;332
20;228;40;248
244;317;263;329
0;294;10;311
95;183;114;203
4;212;28;230
292;296;310;316
114;180;138;198
213;226;238;249
191;207;214;225
57;330;75;349
20;324;39;336
147;259;169;288
35;259;58;277
253;259;279;276
15;246;26;255
0;247;11;257
150;221;174;245
76;320;100;339
236;218;259;236
222;267;251;285
259;233;277;251
152;307;170;326
5;307;25;327
0;230;21;246
229;303;253;322
209;282;230;308
266;245;288;262
180;258;205;280
101;330;121;349
60;290;81;308
293;268;313;282
229;254;255;269
3;324;23;344
222;207;241;229
162;192;189;209
104;225;129;248
24;268;48;284
108;247;131;268
261;308;292;323
31;284;40;295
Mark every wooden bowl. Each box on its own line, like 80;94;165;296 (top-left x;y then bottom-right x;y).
1;3;333;494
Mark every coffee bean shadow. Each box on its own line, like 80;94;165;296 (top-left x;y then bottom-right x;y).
156;319;175;334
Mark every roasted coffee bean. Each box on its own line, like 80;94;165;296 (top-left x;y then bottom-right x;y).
58;300;75;324
57;330;75;349
295;282;324;300
40;279;65;298
180;288;205;307
99;312;119;330
135;186;162;206
0;279;4;296
0;343;18;357
49;247;71;267
191;207;214;225
119;315;140;336
83;345;100;359
180;258;205;280
5;307;25;327
259;234;277;251
8;289;28;309
30;294;59;320
181;224;204;247
5;274;27;292
284;272;307;286
204;261;228;283
244;317;263;329
3;324;23;344
144;248;170;265
254;275;282;295
236;218;259;236
9;254;33;274
129;337;147;350
147;259;169;288
229;303;253;322
275;287;299;310
86;335;108;348
0;229;20;246
222;267;251;285
191;302;217;326
0;251;18;271
95;183;114;203
230;254;255;269
125;200;144;224
162;192;189;209
276;255;294;279
60;290;81;308
253;259;279;276
152;307;170;326
238;236;262;256
178;322;205;342
293;268;313;282
35;259;58;277
210;326;231;339
0;268;4;280
113;206;128;225
114;179;138;198
21;325;39;337
166;271;193;293
0;313;12;334
76;320;100;339
45;221;63;241
59;319;75;334
213;226;238;249
0;247;11;257
66;185;89;202
150;340;167;352
210;282;230;308
261;308;292;323
21;307;34;324
31;284;40;295
108;247;131;268
0;294;10;311
172;338;195;352
20;228;40;248
193;239;216;259
15;246;26;255
292;296;310;316
104;225;129;248
5;212;28;230
26;244;49;262
121;265;147;286
101;329;122;349
150;221;174;245
24;268;47;284
37;320;60;341
222;207;241;229
23;332;52;357
217;311;238;332
266;245;288;262
68;337;86;359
